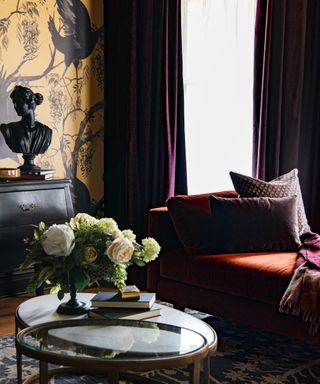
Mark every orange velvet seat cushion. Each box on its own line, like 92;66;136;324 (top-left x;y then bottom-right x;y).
159;250;298;305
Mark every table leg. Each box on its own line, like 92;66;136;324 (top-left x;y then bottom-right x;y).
108;371;120;384
202;357;210;384
190;361;201;384
39;361;49;384
16;350;22;384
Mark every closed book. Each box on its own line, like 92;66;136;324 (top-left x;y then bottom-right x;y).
88;304;161;321
33;169;56;175
90;291;156;309
17;173;53;180
119;285;141;299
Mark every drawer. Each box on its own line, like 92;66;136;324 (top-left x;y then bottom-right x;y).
0;188;69;228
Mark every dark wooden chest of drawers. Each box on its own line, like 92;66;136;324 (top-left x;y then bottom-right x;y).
0;179;74;297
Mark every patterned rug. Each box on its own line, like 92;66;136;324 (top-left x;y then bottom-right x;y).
1;313;320;383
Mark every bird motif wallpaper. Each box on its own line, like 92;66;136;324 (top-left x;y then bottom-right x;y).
0;0;104;214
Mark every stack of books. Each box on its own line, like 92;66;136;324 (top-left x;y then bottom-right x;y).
17;169;56;181
89;291;160;321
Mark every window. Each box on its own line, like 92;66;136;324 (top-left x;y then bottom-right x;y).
182;0;257;193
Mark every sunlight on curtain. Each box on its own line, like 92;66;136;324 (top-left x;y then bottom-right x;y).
182;0;257;193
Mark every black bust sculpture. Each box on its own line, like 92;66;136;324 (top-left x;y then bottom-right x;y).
0;85;52;173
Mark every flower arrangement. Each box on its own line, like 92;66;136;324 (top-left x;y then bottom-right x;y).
20;213;161;300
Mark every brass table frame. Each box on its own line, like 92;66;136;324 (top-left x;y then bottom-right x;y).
16;318;210;384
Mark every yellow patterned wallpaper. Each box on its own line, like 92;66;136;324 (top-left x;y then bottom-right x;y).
0;0;104;213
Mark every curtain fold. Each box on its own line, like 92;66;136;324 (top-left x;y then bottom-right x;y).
253;0;320;232
105;0;187;242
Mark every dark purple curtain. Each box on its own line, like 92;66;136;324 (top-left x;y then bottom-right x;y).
104;1;187;237
253;0;320;233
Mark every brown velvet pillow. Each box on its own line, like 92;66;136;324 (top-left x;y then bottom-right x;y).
167;191;238;254
209;195;301;254
230;169;310;235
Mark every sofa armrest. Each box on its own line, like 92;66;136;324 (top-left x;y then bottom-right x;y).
147;207;183;292
148;207;182;252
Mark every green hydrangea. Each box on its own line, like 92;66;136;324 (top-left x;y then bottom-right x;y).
122;229;136;242
96;218;118;233
102;262;128;288
69;213;98;231
140;238;161;262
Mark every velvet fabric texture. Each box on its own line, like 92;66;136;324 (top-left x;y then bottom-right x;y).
230;169;310;235
209;195;300;254
104;0;187;241
147;204;320;342
159;248;297;306
296;232;320;270
166;191;237;254
153;278;318;342
253;0;320;233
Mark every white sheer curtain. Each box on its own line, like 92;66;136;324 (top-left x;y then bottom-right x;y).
181;0;257;194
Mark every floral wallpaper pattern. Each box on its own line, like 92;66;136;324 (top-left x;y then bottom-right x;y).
0;0;104;214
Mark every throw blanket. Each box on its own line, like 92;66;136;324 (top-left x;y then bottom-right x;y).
279;232;320;335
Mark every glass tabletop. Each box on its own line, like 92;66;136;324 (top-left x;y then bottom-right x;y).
17;319;207;362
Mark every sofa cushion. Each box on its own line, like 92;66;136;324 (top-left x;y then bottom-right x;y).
209;195;300;254
166;191;238;254
159;249;297;305
230;169;310;235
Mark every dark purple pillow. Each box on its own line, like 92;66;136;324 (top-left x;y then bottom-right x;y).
166;191;237;254
209;195;300;254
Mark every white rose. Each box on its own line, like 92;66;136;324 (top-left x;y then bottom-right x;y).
42;224;75;256
106;237;134;264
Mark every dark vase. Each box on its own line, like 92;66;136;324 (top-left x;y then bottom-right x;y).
56;284;90;315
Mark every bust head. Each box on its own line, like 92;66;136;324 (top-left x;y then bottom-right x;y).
10;86;44;117
0;85;53;172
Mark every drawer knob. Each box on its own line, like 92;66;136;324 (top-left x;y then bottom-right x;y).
19;203;36;211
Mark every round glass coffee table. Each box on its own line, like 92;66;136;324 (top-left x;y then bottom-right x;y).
16;318;209;384
16;293;217;383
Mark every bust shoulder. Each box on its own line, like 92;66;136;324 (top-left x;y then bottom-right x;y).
0;122;19;138
1;121;22;130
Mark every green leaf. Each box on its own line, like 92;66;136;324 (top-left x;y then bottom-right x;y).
50;284;61;294
69;267;90;291
72;246;83;265
57;290;64;301
37;266;52;284
134;259;146;267
39;221;46;232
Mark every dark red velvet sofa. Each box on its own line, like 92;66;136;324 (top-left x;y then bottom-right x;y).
147;191;320;344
